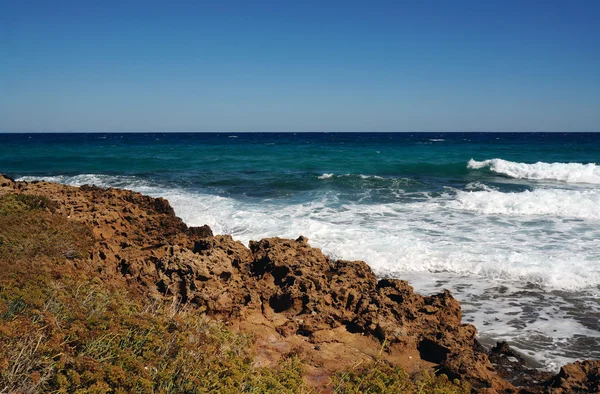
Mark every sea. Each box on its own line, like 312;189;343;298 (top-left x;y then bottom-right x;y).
1;132;599;371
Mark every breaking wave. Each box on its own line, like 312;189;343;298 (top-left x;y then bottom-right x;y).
468;158;600;184
451;188;600;219
318;173;384;180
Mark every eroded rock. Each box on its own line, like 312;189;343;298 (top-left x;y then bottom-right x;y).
546;360;600;393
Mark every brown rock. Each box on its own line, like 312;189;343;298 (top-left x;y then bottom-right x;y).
189;224;214;238
546;360;600;393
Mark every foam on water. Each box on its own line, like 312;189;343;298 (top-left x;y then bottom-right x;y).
464;181;498;192
468;158;600;184
17;173;600;370
400;272;600;371
318;173;385;180
452;188;600;219
18;174;152;190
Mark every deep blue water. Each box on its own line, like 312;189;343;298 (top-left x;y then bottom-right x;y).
2;132;600;369
2;132;600;202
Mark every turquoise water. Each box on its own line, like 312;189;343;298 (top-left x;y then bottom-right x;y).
2;132;600;369
2;133;600;201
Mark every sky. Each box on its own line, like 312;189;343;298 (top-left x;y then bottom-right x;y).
1;0;599;132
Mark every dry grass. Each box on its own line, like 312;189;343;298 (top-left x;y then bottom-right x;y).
330;362;470;394
0;193;92;262
0;277;308;393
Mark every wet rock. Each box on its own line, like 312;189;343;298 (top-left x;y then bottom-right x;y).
488;341;553;392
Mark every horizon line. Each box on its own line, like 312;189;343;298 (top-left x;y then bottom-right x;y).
1;130;598;134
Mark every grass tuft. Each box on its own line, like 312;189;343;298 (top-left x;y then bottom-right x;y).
330;361;470;394
0;193;93;262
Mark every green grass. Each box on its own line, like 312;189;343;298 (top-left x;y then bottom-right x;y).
0;270;309;393
0;193;58;215
330;363;470;394
0;193;92;262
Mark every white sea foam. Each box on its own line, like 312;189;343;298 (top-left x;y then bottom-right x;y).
148;189;600;293
317;173;386;180
465;181;498;192
451;188;600;219
359;174;384;179
17;174;155;191
400;272;600;371
468;158;600;184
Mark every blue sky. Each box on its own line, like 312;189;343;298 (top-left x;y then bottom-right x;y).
1;0;599;132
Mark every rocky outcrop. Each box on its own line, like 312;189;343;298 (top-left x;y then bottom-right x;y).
546;361;600;393
1;174;597;393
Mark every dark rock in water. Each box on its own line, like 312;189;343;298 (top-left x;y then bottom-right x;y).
492;341;515;356
491;341;526;363
189;224;213;238
295;235;308;244
488;341;553;391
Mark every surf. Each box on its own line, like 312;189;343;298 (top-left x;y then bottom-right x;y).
468;158;600;184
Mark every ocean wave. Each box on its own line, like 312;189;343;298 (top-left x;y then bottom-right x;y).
156;188;600;294
317;173;384;180
468;158;600;184
464;181;498;192
451;188;600;219
151;188;600;290
316;173;418;194
17;174;155;191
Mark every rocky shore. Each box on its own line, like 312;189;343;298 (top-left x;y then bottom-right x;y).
0;174;598;393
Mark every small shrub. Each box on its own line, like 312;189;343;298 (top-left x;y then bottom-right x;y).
330;361;470;394
0;193;94;262
1;298;26;320
0;193;57;215
0;273;313;393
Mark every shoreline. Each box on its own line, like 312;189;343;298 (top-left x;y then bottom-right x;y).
14;173;598;372
1;174;598;393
